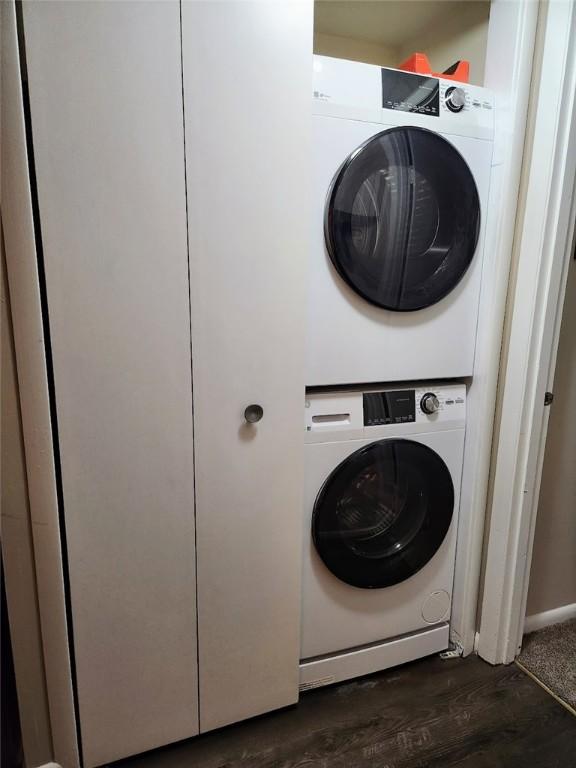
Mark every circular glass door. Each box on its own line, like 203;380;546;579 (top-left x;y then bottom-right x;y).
312;439;454;588
325;127;480;311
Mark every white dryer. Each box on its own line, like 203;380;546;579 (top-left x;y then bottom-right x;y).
307;56;494;386
300;382;465;690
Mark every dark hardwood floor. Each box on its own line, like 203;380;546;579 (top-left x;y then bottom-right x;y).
114;654;576;768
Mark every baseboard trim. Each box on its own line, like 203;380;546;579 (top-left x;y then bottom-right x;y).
524;603;576;634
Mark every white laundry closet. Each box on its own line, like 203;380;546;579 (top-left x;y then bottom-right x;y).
4;1;555;767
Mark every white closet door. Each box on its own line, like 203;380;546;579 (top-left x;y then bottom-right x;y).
22;2;198;765
181;1;312;731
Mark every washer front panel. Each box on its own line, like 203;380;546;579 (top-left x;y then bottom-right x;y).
301;409;465;660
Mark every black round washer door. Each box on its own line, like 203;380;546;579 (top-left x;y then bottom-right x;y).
325;127;480;311
312;439;454;588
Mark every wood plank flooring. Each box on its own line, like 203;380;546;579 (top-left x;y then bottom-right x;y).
113;655;576;768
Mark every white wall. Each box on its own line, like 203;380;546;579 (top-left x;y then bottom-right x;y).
314;31;398;67
314;2;490;86
526;254;576;617
398;2;490;86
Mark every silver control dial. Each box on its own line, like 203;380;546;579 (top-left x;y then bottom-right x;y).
420;393;440;415
445;86;466;113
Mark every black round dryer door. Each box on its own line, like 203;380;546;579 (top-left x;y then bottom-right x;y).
312;439;454;589
325;127;481;311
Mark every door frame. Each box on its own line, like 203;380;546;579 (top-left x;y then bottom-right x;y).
449;0;539;655
1;2;79;765
477;0;576;665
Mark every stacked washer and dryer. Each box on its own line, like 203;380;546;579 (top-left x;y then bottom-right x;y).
300;56;494;689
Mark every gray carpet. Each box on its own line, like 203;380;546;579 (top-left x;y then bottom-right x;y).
519;618;576;711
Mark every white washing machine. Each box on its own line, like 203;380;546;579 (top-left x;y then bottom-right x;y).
300;382;465;690
307;56;494;386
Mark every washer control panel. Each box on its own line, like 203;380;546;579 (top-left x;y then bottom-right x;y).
305;383;466;443
420;392;440;414
413;384;466;423
363;389;416;426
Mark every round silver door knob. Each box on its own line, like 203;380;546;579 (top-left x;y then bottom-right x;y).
244;404;264;423
420;393;440;415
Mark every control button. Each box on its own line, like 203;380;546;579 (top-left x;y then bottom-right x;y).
455;397;464;404
445;86;466;113
445;399;454;405
420;392;440;415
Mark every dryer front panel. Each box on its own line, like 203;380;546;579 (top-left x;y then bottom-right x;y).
307;116;493;386
325;127;480;311
312;439;454;589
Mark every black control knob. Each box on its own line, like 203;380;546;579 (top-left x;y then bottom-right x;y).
420;393;440;415
445;86;466;113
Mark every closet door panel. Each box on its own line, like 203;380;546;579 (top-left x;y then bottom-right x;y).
22;2;198;765
182;1;312;731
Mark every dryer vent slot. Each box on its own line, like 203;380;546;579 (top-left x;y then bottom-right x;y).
299;675;335;691
312;413;350;425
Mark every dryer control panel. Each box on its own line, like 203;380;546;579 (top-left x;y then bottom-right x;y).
312;55;494;140
380;68;439;116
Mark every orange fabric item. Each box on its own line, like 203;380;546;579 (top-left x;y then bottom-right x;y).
398;52;470;84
